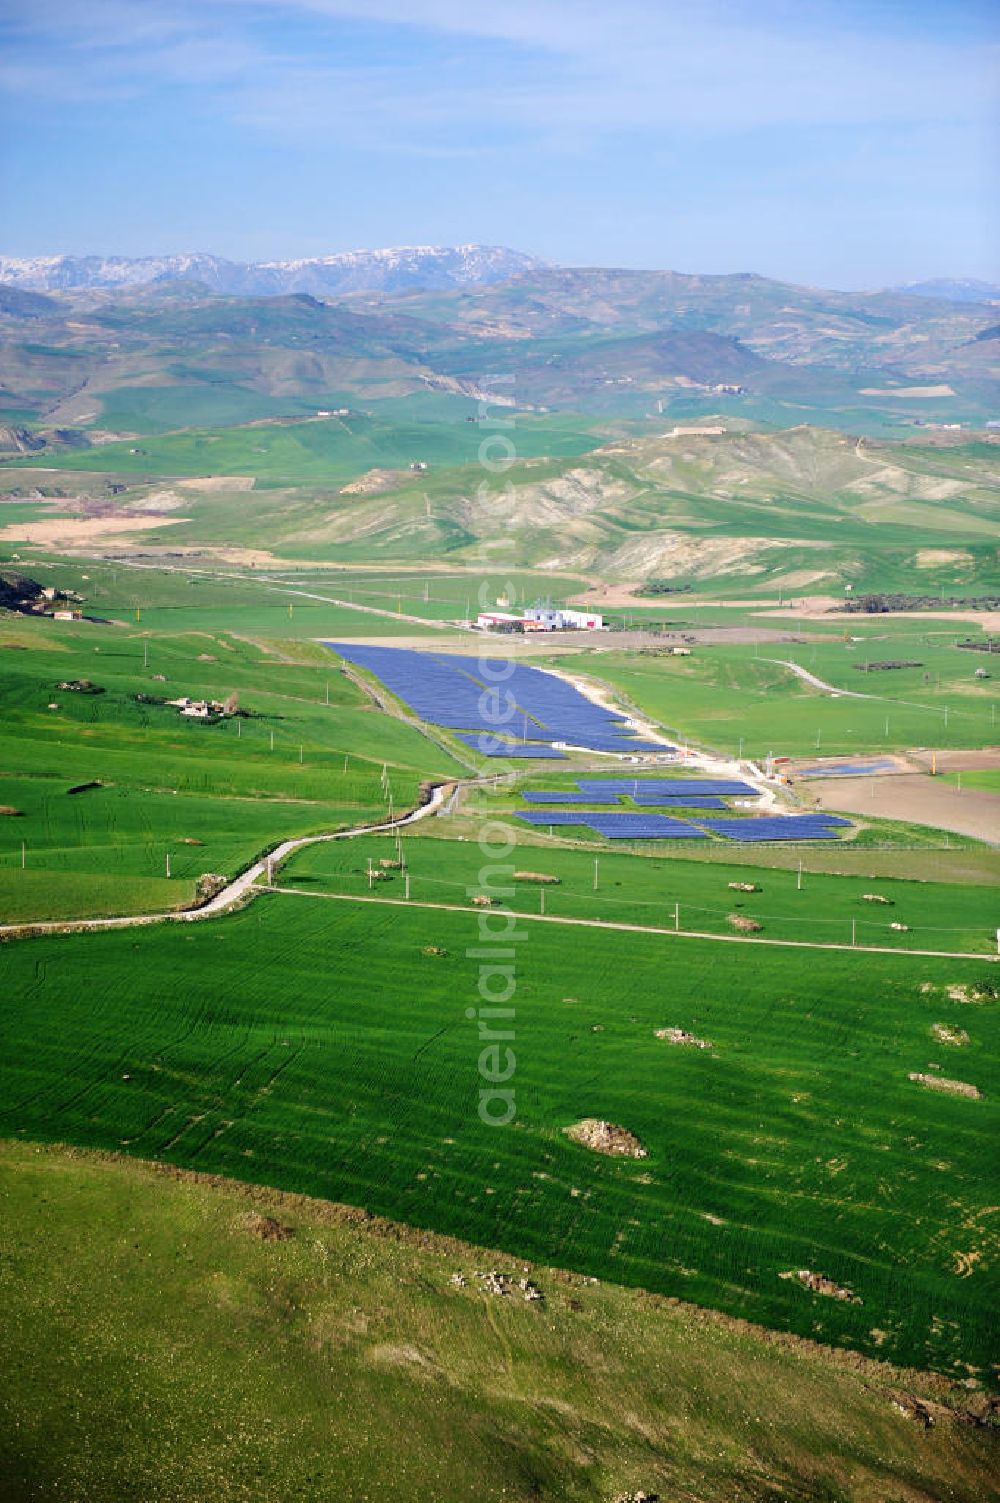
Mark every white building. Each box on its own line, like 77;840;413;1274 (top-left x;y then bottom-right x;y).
522;606;604;631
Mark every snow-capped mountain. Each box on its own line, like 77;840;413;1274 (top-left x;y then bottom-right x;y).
0;245;544;296
891;277;1000;305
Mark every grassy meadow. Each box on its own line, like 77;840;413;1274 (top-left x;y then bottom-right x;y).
0;596;463;922
280;830;1000;954
0;894;996;1380
1;1140;996;1503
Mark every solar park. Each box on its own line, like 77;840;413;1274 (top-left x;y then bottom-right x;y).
328;643;669;754
327;646;856;843
515;774;852;841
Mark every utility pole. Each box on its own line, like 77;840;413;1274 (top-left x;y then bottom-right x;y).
851;918;856;947
540;889;545;915
165;852;171;879
368;857;373;890
299;744;303;764
405;872;410;900
593;857;599;891
21;840;25;870
143;640;148;669
797;859;802;891
270;730;275;751
237;718;241;739
325;681;330;706
674;901;680;932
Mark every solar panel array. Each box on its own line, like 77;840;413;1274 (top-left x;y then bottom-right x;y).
631;793;727;809
328;643;673;754
522;791;625;805
456;735;567;759
695;814;852;842
515;811;707;839
796;759;896;778
576;777;756;796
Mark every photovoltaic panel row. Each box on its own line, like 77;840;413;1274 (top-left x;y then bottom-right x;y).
456;736;567;759
515;811;707;839
696;815;851;842
576;777;755;796
522;791;625;805
631;793;727;809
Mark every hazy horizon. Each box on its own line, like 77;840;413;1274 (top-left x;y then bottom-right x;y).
1;1;996;289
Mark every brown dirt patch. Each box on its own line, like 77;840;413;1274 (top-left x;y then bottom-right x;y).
565;1119;648;1159
0;514;187;547
806;774;1000;843
236;1210;295;1242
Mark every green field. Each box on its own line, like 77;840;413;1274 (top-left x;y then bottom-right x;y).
279;831;1000;953
566;638;1000;759
2;1140;996;1503
1;894;996;1379
0;605;463;921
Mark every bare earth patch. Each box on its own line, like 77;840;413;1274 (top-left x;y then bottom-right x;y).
565;1119;648;1159
807;774;1000;844
0;514;188;547
236;1210;295;1242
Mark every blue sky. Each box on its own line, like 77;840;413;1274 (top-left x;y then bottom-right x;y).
0;0;996;287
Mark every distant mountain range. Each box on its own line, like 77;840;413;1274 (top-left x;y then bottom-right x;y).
0;245;544;297
892;278;1000;305
2;247;998;309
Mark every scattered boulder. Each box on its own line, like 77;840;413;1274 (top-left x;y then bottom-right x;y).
889;922;910;932
909;1073;981;1100
861;893;893;905
514;870;561;884
656;1027;712;1049
780;1268;861;1303
728;881;759;893
194;873;227;904
931;1023;969;1047
728;913;762;933
421;945;448;957
565;1119;648;1159
472;895;493;907
55;679;104;695
0;805;24;817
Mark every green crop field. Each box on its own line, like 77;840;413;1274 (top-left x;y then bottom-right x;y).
0;604;463;921
565;638;1000;758
279;831;1000;953
0;895;996;1380
1;1141;995;1503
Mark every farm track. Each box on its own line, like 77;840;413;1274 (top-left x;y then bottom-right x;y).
268;885;999;962
3;781;995;959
